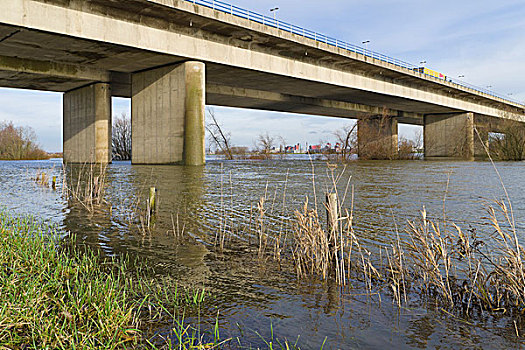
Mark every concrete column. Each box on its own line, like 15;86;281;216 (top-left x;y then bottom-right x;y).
357;116;398;160
474;127;489;159
132;61;205;165
63;83;112;163
424;112;474;160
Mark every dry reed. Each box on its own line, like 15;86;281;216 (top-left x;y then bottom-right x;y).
62;163;108;212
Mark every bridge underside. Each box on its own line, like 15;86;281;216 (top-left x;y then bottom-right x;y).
0;2;523;162
0;21;457;120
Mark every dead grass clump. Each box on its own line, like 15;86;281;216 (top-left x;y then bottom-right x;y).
292;197;332;280
404;208;455;305
35;171;50;187
62;163;108;212
379;200;525;316
245;185;525;318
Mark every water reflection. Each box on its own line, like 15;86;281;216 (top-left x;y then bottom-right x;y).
1;158;525;349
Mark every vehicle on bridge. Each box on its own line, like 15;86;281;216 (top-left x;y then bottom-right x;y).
413;67;446;80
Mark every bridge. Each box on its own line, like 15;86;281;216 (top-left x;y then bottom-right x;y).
1;0;524;164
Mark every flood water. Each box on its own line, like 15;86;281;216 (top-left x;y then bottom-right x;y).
1;157;525;349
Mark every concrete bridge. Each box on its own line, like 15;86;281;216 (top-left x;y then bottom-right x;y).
1;0;524;164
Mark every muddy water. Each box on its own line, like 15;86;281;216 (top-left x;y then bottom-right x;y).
1;157;525;349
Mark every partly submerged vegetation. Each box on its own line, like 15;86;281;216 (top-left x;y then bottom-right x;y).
186;163;525;326
0;211;225;349
59;160;525;322
13;152;525;347
0;207;319;349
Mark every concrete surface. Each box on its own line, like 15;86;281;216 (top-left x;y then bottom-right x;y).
0;0;522;120
63;83;112;163
424;113;475;160
132;62;205;165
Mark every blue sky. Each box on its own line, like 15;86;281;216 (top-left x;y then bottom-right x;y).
1;0;524;151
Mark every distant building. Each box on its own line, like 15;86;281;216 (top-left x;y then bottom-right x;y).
308;144;322;153
284;143;302;153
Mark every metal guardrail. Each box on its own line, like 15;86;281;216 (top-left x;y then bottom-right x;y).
182;0;523;106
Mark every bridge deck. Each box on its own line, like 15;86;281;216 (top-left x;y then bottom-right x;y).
0;0;522;123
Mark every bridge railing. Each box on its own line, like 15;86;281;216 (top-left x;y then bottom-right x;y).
182;0;523;106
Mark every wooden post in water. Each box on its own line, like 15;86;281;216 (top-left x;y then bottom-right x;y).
51;176;56;190
146;187;157;229
149;187;157;215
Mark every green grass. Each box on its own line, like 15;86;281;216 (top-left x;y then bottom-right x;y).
0;211;215;349
0;211;327;349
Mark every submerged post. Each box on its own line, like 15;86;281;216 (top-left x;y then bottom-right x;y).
149;187;157;215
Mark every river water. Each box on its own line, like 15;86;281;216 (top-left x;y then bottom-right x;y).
1;157;524;349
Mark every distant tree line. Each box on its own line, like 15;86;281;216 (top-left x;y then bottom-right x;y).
0;122;49;160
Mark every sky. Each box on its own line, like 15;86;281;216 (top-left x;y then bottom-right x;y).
1;0;524;152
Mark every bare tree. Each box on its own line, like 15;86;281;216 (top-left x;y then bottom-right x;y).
489;125;525;161
206;108;233;160
112;113;131;161
398;130;423;160
333;123;357;162
256;132;275;158
277;135;287;159
398;138;415;160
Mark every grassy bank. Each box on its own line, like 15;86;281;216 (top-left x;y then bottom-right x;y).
0;211;221;349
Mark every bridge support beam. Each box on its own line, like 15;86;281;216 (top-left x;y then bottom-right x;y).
132;61;205;165
424;113;475;160
63;83;112;164
357;116;398;160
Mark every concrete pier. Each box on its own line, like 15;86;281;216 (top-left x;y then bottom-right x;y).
357;116;398;160
63;83;112;163
132;61;205;165
424;113;474;160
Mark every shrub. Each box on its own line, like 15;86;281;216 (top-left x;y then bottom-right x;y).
489;126;525;161
0;121;49;160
